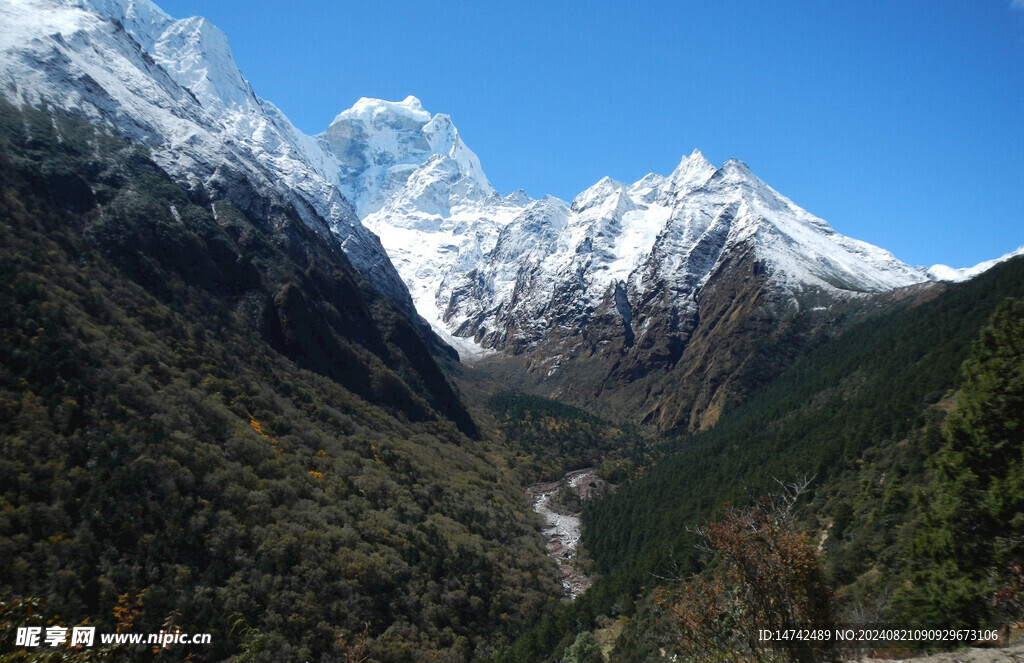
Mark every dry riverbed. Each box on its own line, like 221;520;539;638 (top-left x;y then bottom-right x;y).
528;468;600;599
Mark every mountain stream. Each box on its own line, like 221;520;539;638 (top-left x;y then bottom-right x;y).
528;468;596;599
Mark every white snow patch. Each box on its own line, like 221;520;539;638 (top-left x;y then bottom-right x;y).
928;245;1024;282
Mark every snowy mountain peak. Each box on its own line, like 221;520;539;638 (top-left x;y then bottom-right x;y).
676;148;712;173
84;0;173;43
150;15;254;111
720;157;750;173
572;176;627;213
711;158;764;192
665;149;717;197
334;95;431;124
69;0;254;113
321;97;492;216
505;189;532;205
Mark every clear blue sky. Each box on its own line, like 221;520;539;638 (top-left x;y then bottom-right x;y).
157;0;1024;269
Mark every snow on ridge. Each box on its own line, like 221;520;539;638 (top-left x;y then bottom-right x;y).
663;149;716;197
84;0;174;48
151;15;254;112
354;111;936;355
700;163;928;293
332;95;432;125
928;245;1024;282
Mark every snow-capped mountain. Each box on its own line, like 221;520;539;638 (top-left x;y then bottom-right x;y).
319;95;492;218
315;97;954;428
0;0;413;310
441;151;935;354
309;95;533;355
329;95;930;362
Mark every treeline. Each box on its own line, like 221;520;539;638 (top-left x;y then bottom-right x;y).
0;102;562;662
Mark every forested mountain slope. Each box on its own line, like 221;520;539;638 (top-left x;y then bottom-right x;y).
0;101;561;662
584;255;1024;588
492;254;1024;662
